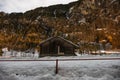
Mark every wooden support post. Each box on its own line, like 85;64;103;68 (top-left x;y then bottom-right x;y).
55;59;58;74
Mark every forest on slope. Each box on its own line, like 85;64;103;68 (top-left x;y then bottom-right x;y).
0;0;120;53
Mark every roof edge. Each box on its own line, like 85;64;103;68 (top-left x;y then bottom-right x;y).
40;36;79;48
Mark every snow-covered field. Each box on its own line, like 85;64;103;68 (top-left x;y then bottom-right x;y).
0;55;120;80
0;49;120;80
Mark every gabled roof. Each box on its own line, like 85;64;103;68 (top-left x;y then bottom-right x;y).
40;36;79;48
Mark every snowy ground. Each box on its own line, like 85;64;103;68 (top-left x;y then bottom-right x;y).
0;56;120;80
0;53;120;60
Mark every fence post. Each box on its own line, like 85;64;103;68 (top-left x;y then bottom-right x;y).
55;59;58;74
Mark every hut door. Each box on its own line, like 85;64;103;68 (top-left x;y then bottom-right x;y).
57;46;64;55
58;46;60;54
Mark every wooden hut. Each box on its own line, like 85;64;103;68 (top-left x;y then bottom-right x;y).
39;36;79;57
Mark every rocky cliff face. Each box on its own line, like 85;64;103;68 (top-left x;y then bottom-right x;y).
0;0;120;51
